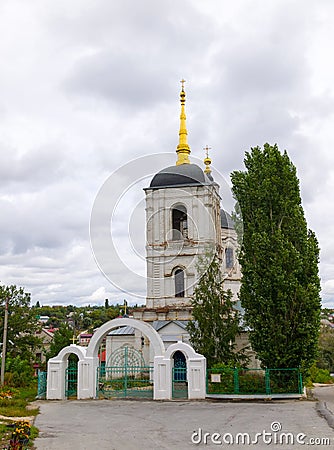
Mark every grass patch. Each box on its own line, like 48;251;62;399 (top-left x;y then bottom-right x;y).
0;402;39;417
0;386;39;417
15;385;39;403
0;383;39;448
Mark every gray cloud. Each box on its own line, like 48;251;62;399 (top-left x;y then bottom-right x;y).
59;0;216;111
0;143;68;191
0;0;333;306
63;50;175;110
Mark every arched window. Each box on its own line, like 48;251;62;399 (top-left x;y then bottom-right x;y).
174;268;185;297
225;247;234;268
172;205;188;240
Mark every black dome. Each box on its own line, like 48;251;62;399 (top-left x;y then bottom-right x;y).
149;163;210;189
220;209;235;229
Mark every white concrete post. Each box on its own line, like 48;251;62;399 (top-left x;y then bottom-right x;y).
77;357;99;399
89;356;100;399
187;356;206;399
47;359;67;400
153;356;172;400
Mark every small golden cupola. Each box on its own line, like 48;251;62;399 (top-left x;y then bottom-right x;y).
204;145;212;175
176;79;191;166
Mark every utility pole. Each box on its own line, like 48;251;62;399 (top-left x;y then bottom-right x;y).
1;297;9;386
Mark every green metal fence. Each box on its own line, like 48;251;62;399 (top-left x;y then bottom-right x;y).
97;365;154;398
172;367;188;399
267;368;303;394
207;368;303;395
37;371;47;399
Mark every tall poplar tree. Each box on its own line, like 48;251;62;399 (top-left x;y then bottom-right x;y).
231;143;321;372
187;253;247;368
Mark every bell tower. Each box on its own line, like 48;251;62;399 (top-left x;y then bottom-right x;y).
142;82;222;320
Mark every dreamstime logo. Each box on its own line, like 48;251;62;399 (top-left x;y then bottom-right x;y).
191;422;331;446
90;152;239;299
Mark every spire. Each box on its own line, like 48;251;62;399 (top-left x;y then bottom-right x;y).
176;79;191;165
204;145;212;174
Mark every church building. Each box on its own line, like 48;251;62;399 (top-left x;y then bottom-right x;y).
126;82;242;360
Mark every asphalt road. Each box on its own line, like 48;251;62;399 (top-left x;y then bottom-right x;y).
312;384;334;429
34;398;334;449
313;384;334;414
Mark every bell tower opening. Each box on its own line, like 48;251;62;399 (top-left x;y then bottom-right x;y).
172;205;188;240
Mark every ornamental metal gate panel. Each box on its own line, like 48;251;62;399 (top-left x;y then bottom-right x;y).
97;346;153;399
172;351;188;399
37;371;47;399
65;363;78;398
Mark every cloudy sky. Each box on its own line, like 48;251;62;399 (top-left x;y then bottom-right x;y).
0;0;333;307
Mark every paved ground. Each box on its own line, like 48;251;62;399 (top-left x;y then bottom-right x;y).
313;384;334;413
33;397;334;449
313;384;334;429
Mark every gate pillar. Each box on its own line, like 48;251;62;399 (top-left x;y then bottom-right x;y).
47;360;67;400
187;356;206;399
165;342;206;400
77;357;99;399
153;356;172;400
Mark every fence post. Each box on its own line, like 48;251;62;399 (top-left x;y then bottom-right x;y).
298;370;303;394
233;368;239;394
265;369;271;395
96;366;99;398
206;369;209;395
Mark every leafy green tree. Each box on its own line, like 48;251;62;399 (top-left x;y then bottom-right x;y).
317;326;334;372
46;323;73;360
82;316;93;330
68;310;85;331
231;143;321;373
0;284;42;362
187;253;248;367
105;307;119;321
88;307;119;329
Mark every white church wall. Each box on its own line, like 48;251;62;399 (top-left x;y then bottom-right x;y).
145;181;222;310
158;321;187;336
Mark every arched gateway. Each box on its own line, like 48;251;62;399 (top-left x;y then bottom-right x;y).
46;318;206;400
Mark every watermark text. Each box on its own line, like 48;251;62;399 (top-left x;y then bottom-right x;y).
191;422;330;446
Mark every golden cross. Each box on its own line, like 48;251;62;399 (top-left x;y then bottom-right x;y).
180;79;186;90
72;335;76;344
204;145;211;158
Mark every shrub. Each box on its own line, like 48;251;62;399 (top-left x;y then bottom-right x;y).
4;356;34;387
309;364;333;384
238;371;266;394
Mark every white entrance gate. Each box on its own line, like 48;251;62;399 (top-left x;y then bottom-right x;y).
47;318;206;400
